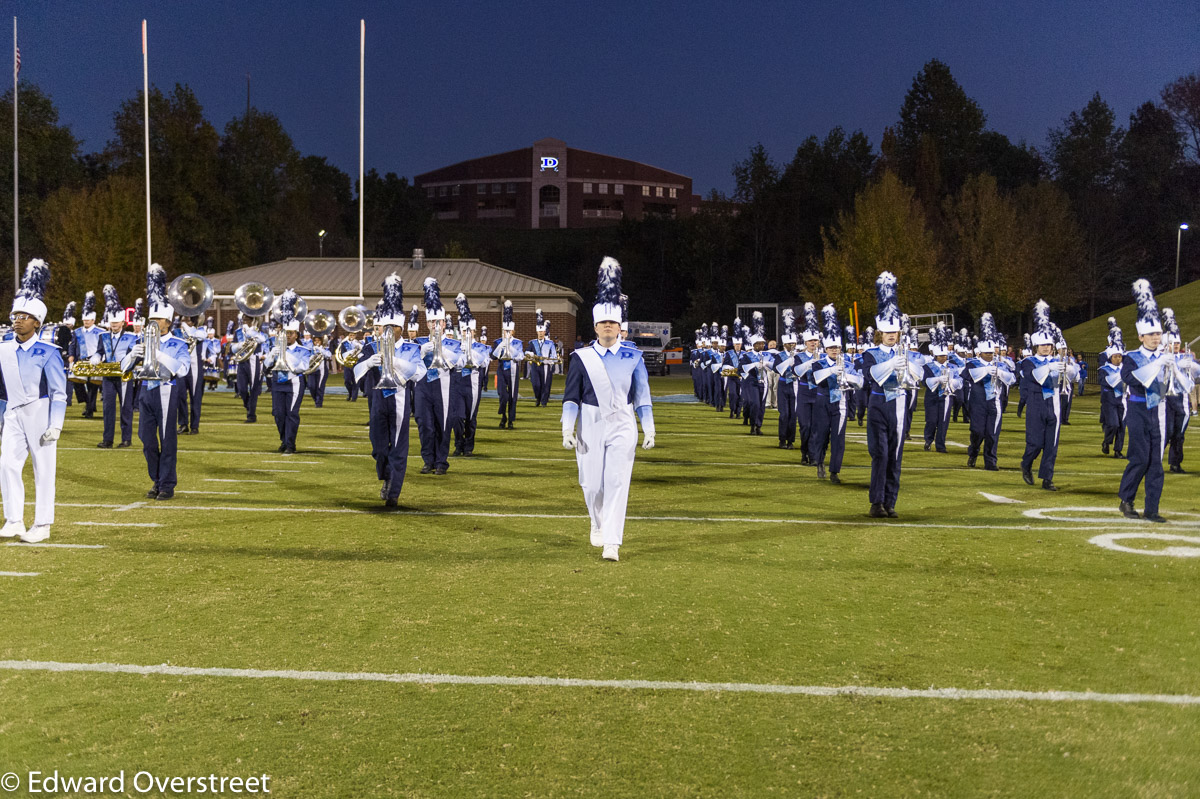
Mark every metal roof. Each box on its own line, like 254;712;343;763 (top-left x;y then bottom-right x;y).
206;258;582;304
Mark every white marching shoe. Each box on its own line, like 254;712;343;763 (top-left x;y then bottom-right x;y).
602;544;620;562
20;524;50;544
0;520;24;538
590;524;603;547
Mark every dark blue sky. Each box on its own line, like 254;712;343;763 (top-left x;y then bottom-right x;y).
14;0;1199;194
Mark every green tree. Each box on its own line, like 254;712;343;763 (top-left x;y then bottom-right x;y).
361;169;431;257
1161;72;1200;163
1047;92;1124;202
895;59;986;201
810;172;943;315
1013;181;1087;318
943;173;1026;322
731;143;779;296
0;83;84;285
37;174;174;311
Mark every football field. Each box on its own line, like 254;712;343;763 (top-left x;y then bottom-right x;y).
2;378;1199;797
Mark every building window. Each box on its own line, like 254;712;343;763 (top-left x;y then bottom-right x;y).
506;182;516;194
614;184;624;195
439;186;448;197
452;185;461;196
426;187;434;198
642;185;650;197
478;184;487;194
598;183;608;194
656;186;664;197
669;187;677;198
583;182;592;193
492;183;502;194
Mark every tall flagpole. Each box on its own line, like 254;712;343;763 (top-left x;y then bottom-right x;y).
357;19;364;301
142;20;152;273
13;16;18;291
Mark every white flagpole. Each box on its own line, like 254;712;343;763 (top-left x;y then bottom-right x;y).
142;20;151;273
358;19;364;301
13;16;18;291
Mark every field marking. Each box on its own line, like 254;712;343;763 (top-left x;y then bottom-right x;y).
261;460;321;464
113;501;147;513
73;521;162;528
51;502;1186;533
979;492;1024;504
204;478;274;484
0;571;40;577
8;541;107;548
1090;533;1200;558
0;659;1197;707
1023;507;1200;527
243;469;300;473
174;491;240;496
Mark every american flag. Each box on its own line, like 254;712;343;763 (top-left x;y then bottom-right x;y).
13;45;19;78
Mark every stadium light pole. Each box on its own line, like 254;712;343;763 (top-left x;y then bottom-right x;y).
1176;224;1190;289
318;229;327;257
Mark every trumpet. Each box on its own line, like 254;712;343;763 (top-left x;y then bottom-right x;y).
1162;353;1182;397
896;349;919;390
835;355;852;392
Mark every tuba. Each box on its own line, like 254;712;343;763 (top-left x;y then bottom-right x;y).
230;282;274;362
168;273;215;352
305;309;336;339
335;305;366;368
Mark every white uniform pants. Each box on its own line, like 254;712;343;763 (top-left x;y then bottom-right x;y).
575;404;638;546
1;397;57;526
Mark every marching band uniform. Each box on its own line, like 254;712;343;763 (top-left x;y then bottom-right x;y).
1057;342;1076;425
740;313;768;435
862;272;920;518
339;333;364;401
264;290;311;454
72;291;102;417
843;334;858;422
795;304;821;460
562;257;655;562
724;324;744;419
177;317;211;434
452;296;491;457
415;277;465;475
202;328;221;391
808;306;863;482
528;311;557;407
234;321;268;422
1161;309;1199;473
1119;280;1174;521
1099;318;1127;458
922;323;960;453
902;324;922;440
712;336;728;413
964;314;1016;471
855;328;872;426
954;330;973;423
1018;301;1065;491
0;260;67;543
306;335;331;407
59;304;78;406
772;311;800;449
97;285;137;449
492;300;523;429
122;265;190;500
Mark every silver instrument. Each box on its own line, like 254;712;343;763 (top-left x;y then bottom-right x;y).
305;309;336;339
230;282;274;363
376;325;401;391
338;305;366;335
269;320;292;377
429;321;453;371
134;318;167;381
462;324;478;368
896;349;918;390
1163;352;1182;397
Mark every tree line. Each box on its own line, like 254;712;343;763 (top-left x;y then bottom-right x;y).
0;60;1197;337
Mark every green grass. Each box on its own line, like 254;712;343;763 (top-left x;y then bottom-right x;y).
1064;277;1200;351
2;379;1199;797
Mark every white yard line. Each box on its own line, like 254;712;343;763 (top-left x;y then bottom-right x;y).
112;501;148;513
50;502;1196;532
9;541;107;547
0;571;40;577
243;469;300;473
0;659;1195;707
73;521;162;528
261;460;320;464
174;491;241;496
204;478;274;484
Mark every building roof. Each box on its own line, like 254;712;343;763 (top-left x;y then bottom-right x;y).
206;257;583;304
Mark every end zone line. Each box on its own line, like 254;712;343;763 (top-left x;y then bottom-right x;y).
0;659;1195;707
0;572;40;577
50;503;1195;532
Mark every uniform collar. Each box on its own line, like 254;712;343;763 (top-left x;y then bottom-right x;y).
1140;346;1157;357
594;341;621;356
16;335;37;351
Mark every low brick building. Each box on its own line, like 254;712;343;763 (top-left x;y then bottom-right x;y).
415;137;693;229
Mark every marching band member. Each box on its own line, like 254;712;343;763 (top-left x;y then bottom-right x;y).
690;328;702;400
527;309;557;407
1161;309;1198;474
1056;334;1077;425
58;302;78;407
922;322;960;453
964;313;1016;471
855;327;872;426
954;329;973;423
306;334;330;408
808;305;863;483
234;313;267;423
72;291;103;418
97;284;137;449
562;257;655;562
492;301;523;429
1018;301;1066;491
263;290;311;454
177;315;210;435
1098;317;1127;458
452;294;490;457
0;260;67;543
222;320;237;389
843;329;858;423
795;304;821;461
695;324;712;406
862;272;921;518
202;324;221;391
339;324;364;402
712;327;729;413
740;312;768;436
354;275;427;507
415;277;465;475
901;320;921;440
121;265;190;500
1118;280;1175;521
724;320;743;419
772;310;799;449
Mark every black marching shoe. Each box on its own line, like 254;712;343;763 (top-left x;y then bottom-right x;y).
816;462;826;479
1113;451;1125;459
1042;479;1058;491
829;473;841;485
278;444;287;453
869;503;887;518
379;478;391;501
785;442;793;450
97;441;113;449
967;455;977;468
886;507;898;518
117;441;131;448
155;490;173;501
384;497;398;508
924;441;931;451
146;488;160;499
1102;443;1110;455
1169;465;1186;474
1144;513;1167;523
1119;501;1140;519
434;466;448;475
507;421;514;430
499;419;507;429
985;464;999;472
1022;467;1034;486
420;464;433;474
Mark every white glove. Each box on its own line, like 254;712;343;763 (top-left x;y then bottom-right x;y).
563;434;576;449
420;341;435;356
893;351;907;371
89;353;102;364
40;427;60;445
361;353;382;369
642;433;655;450
131;343;145;359
989;364;998;377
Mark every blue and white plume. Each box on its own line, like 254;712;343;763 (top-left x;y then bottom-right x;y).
741;324;752;348
81;290;97;321
1030;299;1055;347
102;284;123;324
502;300;514;332
12;258;50;324
821;304;841;348
378;273;404;327
862;326;874;348
279;288;299;331
1132;279;1162;336
720;324;729;345
619;293;629;331
535;307;546;332
593;256;622;325
456;292;475;331
874;271;901;332
844;325;857;349
423;276;445;321
978;312;998;353
147;264;171;320
780;308;797;345
802;302;819;342
1162;307;1180;343
408;304;421;331
750;311;766;345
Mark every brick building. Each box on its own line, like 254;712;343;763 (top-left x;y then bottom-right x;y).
204;252;582;343
415;137;693;229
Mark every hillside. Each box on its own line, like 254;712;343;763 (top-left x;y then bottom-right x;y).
1063;278;1200;351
